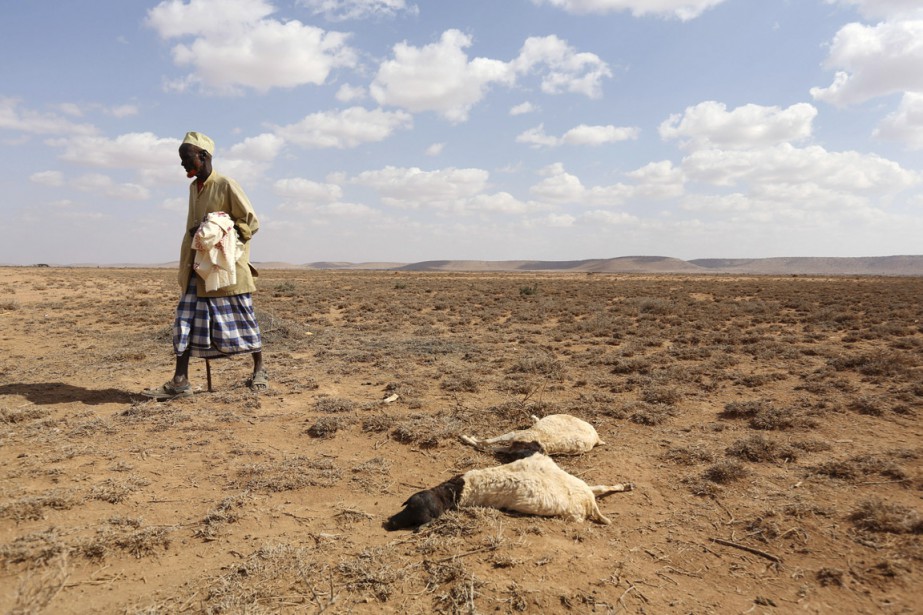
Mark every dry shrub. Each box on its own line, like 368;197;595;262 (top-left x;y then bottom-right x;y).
816;567;845;587
391;413;462;448
235;456;342;492
90;476;150;504
662;444;716;465
0;406;51;424
0;489;80;521
361;413;394;432
702;461;747;484
726;434;798;463
0;529;66;567
314;395;358;413
720;400;815;431
640;385;683;405
814;454;908;482
9;553;69;614
194;494;250;541
440;373;481;393
829;351;915;377
306;415;355;438
849;500;923;534
337;547;402;602
627;402;675;426
198;543;324;613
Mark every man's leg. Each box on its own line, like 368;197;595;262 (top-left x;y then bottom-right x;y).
172;348;191;388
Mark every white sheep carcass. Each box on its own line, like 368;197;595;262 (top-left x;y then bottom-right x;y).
460;414;603;456
385;452;632;530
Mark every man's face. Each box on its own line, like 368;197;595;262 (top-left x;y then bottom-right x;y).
179;144;205;179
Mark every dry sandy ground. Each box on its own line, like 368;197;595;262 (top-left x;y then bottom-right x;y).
0;267;920;614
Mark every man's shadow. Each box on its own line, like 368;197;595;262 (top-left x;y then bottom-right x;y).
0;383;135;406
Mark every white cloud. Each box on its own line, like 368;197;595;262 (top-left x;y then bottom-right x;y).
682;143;919;195
826;0;923;20
371;31;610;121
874;92;923;149
425;142;445;156
516;124;561;148
530;163;586;203
517;123;639;147
51;132;179;169
30;171;65;187
274;106;412;148
335;83;367;102
810;20;923;106
297;0;418;21
273;177;343;202
626;161;685;199
510;102;537;115
226;133;286;161
562;124;640;145
466;192;528;214
108;105;140;118
351;165;490;208
660;101;817;150
0;98;97;136
513;35;611;98
147;0;357;93
529;161;678;205
531;0;728;21
72;173;150;200
370;29;515;122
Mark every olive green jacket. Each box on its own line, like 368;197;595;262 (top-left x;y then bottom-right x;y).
178;171;259;296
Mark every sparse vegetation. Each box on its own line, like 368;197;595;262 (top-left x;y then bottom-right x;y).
1;267;922;613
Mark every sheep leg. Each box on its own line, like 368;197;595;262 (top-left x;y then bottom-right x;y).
590;483;634;498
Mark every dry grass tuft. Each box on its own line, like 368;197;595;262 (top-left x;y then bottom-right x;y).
726;434;798;463
849;500;923;534
235;456;342;492
0;489;80;521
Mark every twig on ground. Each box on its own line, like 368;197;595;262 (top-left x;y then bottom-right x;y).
709;538;782;564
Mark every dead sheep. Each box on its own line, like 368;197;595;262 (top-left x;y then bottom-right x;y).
460;414;603;456
385;452;632;530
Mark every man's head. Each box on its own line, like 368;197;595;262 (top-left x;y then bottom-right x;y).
179;131;214;180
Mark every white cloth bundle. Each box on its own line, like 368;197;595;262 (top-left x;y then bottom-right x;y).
192;211;242;292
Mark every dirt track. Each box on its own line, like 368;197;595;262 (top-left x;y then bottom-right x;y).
1;267;921;614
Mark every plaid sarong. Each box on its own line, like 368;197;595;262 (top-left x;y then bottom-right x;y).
173;277;262;358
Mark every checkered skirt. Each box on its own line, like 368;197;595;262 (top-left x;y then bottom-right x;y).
173;277;262;358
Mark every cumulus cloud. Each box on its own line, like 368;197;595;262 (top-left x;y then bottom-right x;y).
297;0;418;21
336;84;367;102
825;0;923;19
72;173;150;201
370;30;515;122
371;30;610;121
660;101;817;150
0;98;97;136
147;0;357;93
517;123;639;147
274;177;343;202
529;162;675;206
874;92;923;149
30;171;65;187
531;0;729;21
513;35;611;98
351;165;490;208
273;106;412;148
50;132;179;169
682;144;919;196
810;20;923;106
510;102;537;115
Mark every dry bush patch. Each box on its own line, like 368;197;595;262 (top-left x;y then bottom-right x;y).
1;268;922;613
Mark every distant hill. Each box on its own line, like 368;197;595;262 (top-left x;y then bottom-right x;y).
314;255;923;276
8;255;923;275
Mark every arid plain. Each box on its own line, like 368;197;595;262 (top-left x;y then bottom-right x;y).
1;267;921;614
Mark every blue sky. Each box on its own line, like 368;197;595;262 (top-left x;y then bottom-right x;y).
2;0;922;265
